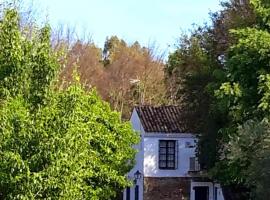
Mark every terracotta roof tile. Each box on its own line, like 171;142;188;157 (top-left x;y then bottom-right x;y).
135;105;195;133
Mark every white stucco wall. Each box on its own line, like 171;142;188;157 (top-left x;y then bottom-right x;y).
123;109;144;200
130;108;198;178
143;133;197;177
129;109;144;178
125;108;198;200
125;108;225;200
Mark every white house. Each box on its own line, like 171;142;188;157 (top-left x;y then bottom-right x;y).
123;106;224;200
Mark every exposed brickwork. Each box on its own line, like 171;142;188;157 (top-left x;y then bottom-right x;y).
144;177;191;200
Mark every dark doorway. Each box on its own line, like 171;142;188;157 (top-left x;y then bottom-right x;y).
194;186;209;200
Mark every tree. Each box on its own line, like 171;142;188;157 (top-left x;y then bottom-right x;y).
0;8;138;199
213;0;270;198
166;1;270;198
102;36;166;119
61;35;167;119
226;120;270;199
60;40;105;94
165;0;258;171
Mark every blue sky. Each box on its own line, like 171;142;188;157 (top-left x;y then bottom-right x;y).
29;0;221;52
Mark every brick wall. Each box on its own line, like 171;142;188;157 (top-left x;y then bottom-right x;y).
144;177;191;200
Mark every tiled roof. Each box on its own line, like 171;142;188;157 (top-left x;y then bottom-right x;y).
135;105;195;133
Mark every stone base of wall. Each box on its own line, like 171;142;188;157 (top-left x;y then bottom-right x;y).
144;177;191;200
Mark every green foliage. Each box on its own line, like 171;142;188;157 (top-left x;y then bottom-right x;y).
226;120;270;199
212;0;270;198
167;1;270;198
0;8;138;199
102;36;127;66
165;0;258;172
0;9;59;106
215;19;270;126
258;74;270;110
251;0;270;29
0;86;138;199
165;33;227;170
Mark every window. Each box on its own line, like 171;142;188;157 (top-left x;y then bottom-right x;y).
159;140;177;169
190;157;196;171
185;141;195;148
189;157;200;171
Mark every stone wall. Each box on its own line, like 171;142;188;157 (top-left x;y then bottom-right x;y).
144;177;191;200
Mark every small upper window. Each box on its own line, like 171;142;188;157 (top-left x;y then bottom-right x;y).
185;141;195;148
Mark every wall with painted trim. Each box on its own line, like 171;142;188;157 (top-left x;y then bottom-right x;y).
143;134;196;177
